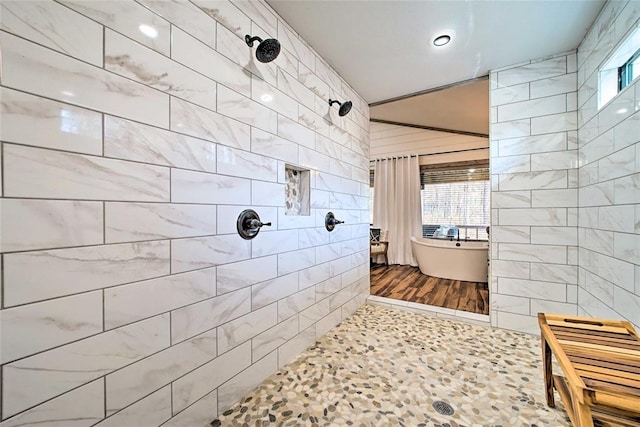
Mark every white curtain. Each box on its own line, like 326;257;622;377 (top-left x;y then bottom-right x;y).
373;156;421;266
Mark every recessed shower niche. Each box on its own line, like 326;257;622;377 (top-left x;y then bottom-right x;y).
284;165;310;215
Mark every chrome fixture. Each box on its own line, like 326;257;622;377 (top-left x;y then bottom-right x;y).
245;35;281;63
328;99;352;116
237;209;271;240
325;212;344;232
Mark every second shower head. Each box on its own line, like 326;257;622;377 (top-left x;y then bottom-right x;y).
245;34;281;63
328;99;353;116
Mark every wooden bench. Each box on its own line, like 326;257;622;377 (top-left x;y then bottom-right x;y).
538;313;640;427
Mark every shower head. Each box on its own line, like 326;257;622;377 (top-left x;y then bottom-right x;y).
245;35;281;63
328;99;353;117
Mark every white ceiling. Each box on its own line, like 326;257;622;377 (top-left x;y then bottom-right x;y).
267;1;604;109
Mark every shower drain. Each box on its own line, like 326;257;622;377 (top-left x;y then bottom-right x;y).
432;400;455;416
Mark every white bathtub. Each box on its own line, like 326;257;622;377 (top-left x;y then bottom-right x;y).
410;236;488;283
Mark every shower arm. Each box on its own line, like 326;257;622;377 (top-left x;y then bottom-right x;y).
245;35;263;47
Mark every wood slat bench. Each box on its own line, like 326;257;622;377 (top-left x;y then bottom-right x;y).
538;313;640;427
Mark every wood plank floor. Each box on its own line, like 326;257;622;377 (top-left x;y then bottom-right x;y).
370;264;489;315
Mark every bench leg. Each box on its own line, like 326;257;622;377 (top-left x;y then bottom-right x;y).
574;398;594;427
541;335;555;407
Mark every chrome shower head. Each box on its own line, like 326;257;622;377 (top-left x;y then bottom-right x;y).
245;35;281;63
328;99;353;117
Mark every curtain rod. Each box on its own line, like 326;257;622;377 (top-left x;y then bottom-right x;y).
373;154;419;161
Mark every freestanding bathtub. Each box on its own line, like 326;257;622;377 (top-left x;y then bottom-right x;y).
410;236;488;283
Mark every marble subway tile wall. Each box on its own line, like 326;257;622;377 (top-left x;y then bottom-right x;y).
576;0;640;331
0;0;370;425
489;51;579;334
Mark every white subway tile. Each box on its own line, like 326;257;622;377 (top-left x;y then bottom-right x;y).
252;272;299;310
171;234;251;274
277;22;314;70
531;189;577;207
235;0;277;36
613;232;640;265
251;129;298;163
4;144;170;201
597;205;636;232
0;291;102;364
0;87;102;155
172;341;251;413
252;316;298;362
278;326;315;368
530;226;577;245
217;145;278;181
95;385;171;427
171;288;250;343
0;31;168;128
218;85;277;133
218;350;277;410
579;181;615;206
499;170;567;191
170;97;250;151
531;150;577;171
499;208;566;226
105;202;216;243
217;255;278;294
105;330;216;415
490;119;531;140
498;277;566;302
492;294;530;315
277;115;316;148
299;262;331;290
104;268;216;329
252;75;298;120
104;29;216;111
530;73;577;98
278;286;316;321
163;390;217;426
3;241;169;306
2;315;169;418
498;243;567;263
490;82;529;106
278;247;316;275
614;174;640;204
531;111;577;134
491;191;531;208
0;199;103;253
491;226;530;243
498;94;566;122
252;229;299;257
172;27;250;97
61;0;170;55
316;308;342;338
530;263;577;284
0;379;103;427
217;303;278;354
138;0;217;49
252;181;285;206
530;299;577;316
491;259;530;279
492;155;530;174
497;56;566;87
0;1;103;65
104;115;216;172
613;286;640;326
171;168;250;204
193;0;250;38
498;132;566;156
598;144;636;181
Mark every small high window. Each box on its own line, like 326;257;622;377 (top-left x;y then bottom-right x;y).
598;25;640;109
619;48;640;91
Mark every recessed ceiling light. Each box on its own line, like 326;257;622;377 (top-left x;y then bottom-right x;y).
139;24;158;39
433;34;451;47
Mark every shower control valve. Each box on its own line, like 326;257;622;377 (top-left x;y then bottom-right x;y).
237;209;271;240
325;212;345;232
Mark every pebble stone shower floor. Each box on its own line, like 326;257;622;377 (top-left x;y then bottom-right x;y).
212;304;570;426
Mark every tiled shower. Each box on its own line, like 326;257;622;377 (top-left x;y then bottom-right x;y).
0;1;371;424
